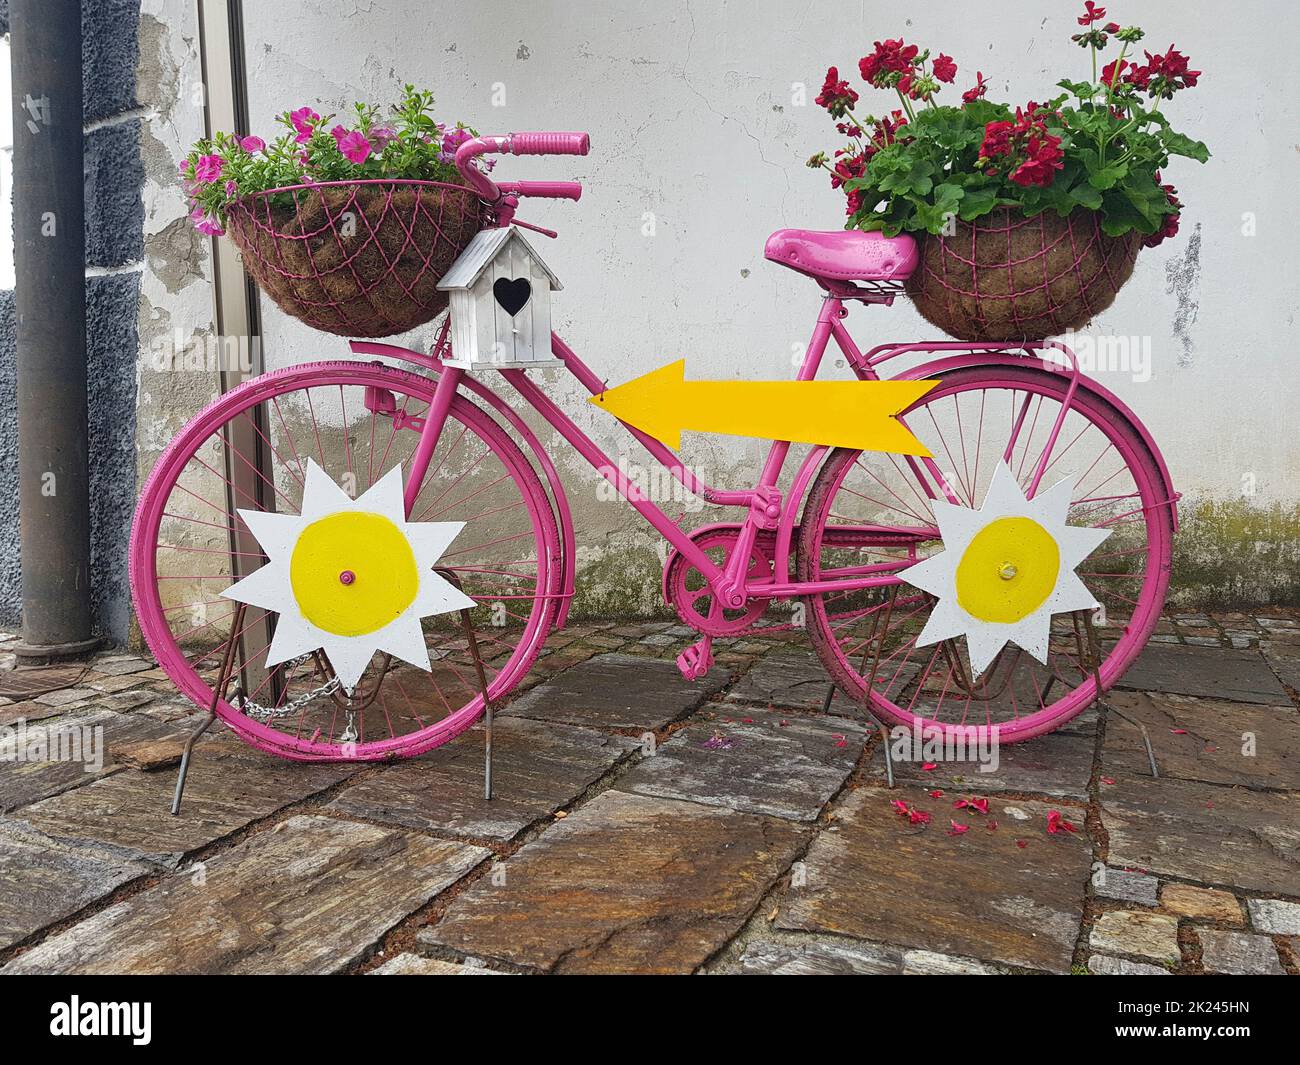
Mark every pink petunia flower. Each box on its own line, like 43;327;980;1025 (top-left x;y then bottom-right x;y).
224;180;238;196
190;205;224;236
290;107;320;143
370;126;397;147
193;154;223;185
440;125;473;163
239;135;265;153
335;130;372;164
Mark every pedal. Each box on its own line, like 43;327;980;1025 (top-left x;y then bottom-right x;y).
676;636;714;681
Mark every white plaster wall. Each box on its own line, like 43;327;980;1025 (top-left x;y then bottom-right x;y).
230;0;1299;603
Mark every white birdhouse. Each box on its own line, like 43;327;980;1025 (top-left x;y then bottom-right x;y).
437;226;564;370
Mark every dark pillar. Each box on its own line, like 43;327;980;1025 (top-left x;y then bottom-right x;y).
11;0;99;658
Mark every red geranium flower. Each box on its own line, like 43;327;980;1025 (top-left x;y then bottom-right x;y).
859;38;919;85
932;53;958;83
816;66;860;117
1009;132;1064;187
981;107;1064;188
962;71;989;103
1143;173;1182;247
979;119;1014;158
1128;46;1200;97
1077;1;1106;26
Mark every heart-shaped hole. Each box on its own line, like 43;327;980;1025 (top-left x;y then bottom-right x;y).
493;277;532;317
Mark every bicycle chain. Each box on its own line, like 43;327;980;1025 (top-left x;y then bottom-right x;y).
233;653;343;721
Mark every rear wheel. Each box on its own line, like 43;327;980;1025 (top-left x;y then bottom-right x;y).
798;363;1172;741
130;361;559;760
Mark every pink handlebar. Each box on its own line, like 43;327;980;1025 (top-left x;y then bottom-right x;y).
509;132;591;156
454;131;591;203
503;180;583;201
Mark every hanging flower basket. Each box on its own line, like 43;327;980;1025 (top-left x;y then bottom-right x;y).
807;5;1209;342
903;207;1141;341
180;84;492;337
226;180;483;337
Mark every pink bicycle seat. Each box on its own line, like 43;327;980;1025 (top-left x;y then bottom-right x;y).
764;228;918;283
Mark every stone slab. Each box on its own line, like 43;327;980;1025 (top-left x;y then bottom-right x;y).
1115;643;1289;705
901;949;1003;975
370;953;505;975
1261;642;1300;691
1101;774;1300;894
0;709;203;813
1247;898;1300;935
724;936;901;975
1095;867;1159;907
1161;884;1243;924
0;824;146;950
1090;910;1180;964
724;649;834;712
425;789;806;973
775;787;1092;973
11;738;356;867
1;815;488;975
502;653;727;731
326;718;638;841
1088;954;1170;975
618;705;865;820
867;728;1095;800
90;656;154;676
1104;692;1300;789
1197;930;1285;975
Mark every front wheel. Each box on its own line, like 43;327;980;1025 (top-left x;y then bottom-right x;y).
130;361;560;761
798;363;1173;742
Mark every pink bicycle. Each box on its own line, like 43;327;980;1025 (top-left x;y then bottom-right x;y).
130;130;1176;763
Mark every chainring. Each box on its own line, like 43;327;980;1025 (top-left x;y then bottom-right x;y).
664;527;774;636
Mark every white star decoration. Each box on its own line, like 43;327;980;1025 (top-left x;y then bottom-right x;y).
221;460;475;691
898;462;1111;677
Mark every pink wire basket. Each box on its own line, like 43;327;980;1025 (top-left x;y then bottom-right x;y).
226;179;486;338
903;207;1141;341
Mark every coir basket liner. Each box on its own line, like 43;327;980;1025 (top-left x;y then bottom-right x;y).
903;207;1141;342
227;180;483;338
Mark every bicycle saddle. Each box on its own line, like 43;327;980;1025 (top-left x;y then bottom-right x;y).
764;228;918;283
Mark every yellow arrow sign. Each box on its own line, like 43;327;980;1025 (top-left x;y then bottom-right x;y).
590;360;938;455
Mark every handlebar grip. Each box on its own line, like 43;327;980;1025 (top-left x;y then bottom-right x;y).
510;181;583;201
510;132;591;156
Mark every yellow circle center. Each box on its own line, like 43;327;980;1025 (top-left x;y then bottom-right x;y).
289;511;418;637
955;516;1060;624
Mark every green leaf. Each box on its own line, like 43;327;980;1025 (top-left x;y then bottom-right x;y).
957;184;999;221
1086;163;1128;190
1161;130;1211;163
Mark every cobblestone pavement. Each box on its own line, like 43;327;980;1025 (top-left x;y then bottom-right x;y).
1;610;1298;975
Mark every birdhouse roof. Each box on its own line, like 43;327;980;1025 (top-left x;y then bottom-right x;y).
437;225;562;291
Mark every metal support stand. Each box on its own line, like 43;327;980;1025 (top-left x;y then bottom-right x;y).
172;602;246;815
457;608;494;801
1078;609;1158;779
